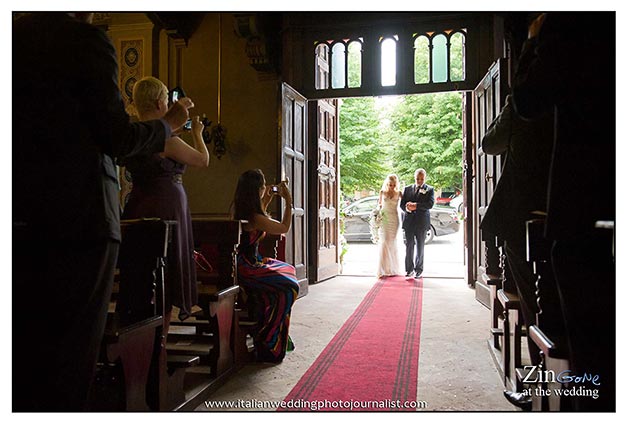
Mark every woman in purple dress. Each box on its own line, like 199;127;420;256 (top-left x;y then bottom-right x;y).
232;169;299;363
120;77;209;328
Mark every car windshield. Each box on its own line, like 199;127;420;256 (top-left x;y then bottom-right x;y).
351;198;377;213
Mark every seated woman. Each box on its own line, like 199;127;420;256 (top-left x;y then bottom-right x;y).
232;169;299;363
119;76;209;327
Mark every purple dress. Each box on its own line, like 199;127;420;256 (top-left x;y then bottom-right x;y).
121;153;197;319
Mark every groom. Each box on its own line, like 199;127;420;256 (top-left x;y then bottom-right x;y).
400;168;434;278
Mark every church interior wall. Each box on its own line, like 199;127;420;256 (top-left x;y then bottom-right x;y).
109;12;282;217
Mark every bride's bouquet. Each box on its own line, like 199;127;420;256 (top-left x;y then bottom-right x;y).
369;207;385;244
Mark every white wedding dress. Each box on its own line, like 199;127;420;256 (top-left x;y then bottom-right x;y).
377;192;403;277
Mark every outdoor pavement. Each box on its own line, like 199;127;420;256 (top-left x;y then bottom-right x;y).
341;229;466;279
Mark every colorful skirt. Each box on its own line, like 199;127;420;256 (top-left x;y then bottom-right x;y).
238;256;299;362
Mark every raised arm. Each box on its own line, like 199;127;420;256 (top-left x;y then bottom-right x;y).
162;116;210;167
251;182;293;235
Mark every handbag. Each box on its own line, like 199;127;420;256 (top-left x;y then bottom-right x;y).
193;250;214;273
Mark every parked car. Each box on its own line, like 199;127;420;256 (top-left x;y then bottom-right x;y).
436;190;463;213
449;194;463;213
341;195;460;243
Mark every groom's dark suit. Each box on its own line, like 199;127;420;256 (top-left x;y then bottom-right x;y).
400;183;434;276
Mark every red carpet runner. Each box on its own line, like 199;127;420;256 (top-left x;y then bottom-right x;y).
280;276;423;411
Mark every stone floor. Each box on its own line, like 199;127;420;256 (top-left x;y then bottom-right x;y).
197;232;516;413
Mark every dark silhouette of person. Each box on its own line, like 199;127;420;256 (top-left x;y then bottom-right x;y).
512;12;615;411
400;168;434;278
13;12;193;411
481;94;554;410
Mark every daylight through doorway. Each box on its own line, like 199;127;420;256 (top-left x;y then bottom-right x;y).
338;92;465;280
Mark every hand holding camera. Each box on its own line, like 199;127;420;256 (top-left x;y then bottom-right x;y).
163;87;194;132
268;180;290;200
167;86;200;133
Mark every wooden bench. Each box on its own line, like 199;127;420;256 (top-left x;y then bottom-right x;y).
497;288;523;392
481;232;508;381
524;218;569;411
156;216;242;410
482;232;528;396
90;219;178;411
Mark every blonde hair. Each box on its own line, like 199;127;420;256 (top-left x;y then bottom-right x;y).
131;76;168;116
381;174;400;192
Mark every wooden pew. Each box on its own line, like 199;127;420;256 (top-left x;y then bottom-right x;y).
483;232;526;395
89;219;173;411
163;216;241;410
481;232;508;382
524;218;569;411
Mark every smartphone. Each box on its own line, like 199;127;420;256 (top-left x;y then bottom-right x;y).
169;86;186;105
183;119;192;130
271;185;279;193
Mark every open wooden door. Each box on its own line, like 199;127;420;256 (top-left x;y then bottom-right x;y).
471;58;508;307
308;98;340;283
281;83;308;297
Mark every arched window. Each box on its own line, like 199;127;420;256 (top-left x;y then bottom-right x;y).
449;31;466;82
314;42;330;90
347;40;362;88
331;42;346;89
312;28;466;93
432;33;448;83
412;29;467;85
413;35;430;84
314;37;364;91
380;36;398;87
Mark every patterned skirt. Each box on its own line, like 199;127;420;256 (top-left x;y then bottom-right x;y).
238;256;299;362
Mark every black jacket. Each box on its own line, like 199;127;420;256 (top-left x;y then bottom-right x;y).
13;13;169;242
511;12;615;240
480;96;554;243
400;184;434;232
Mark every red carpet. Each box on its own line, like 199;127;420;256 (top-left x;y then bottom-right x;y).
280;276;423;411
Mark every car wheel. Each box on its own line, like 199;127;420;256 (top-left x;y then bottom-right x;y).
425;226;435;244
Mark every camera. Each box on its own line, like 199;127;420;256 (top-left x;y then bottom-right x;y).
170;86;192;130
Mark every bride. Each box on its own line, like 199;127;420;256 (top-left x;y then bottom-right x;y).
377;174;403;278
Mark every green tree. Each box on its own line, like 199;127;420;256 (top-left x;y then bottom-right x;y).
338;97;388;194
387;92;463;190
340;32;465;195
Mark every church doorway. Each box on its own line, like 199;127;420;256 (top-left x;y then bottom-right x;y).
336;92;466;281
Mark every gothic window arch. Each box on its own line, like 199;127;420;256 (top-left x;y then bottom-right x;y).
379;35;398;87
315;37;364;90
412;29;466;85
309;24;470;98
